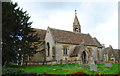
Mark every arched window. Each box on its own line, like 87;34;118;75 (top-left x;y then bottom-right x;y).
47;42;50;56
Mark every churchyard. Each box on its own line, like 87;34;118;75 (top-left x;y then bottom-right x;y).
2;63;120;75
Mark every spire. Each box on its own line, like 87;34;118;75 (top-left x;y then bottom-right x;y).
73;10;81;33
75;10;77;15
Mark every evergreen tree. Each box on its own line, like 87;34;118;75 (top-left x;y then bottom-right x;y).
2;2;39;66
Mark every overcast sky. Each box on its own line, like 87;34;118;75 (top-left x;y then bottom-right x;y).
12;0;119;49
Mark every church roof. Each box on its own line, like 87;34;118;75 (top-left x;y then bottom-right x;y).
32;28;46;41
103;45;116;58
103;47;110;54
49;27;98;46
104;45;113;52
93;37;102;48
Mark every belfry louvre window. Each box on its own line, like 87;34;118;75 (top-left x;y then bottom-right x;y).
75;28;78;32
63;47;68;55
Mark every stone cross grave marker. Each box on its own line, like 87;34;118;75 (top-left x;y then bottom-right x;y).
89;64;97;71
105;63;112;67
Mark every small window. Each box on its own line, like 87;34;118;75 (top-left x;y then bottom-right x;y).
63;47;67;55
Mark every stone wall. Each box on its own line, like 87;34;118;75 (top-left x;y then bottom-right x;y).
29;42;45;62
86;46;98;61
98;47;103;61
55;43;76;61
45;28;55;61
30;52;44;62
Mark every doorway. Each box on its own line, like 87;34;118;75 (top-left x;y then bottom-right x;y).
81;51;86;64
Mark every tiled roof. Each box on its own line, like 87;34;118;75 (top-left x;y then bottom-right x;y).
103;46;115;58
93;37;102;48
32;28;46;41
103;47;110;54
49;27;98;46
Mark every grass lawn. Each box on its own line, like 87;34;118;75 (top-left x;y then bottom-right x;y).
3;63;120;75
18;64;85;74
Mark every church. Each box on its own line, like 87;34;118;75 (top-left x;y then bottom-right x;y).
23;10;118;65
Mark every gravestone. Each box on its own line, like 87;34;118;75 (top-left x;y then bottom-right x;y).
60;59;63;65
50;60;53;67
89;64;97;71
74;64;77;68
90;56;95;65
81;64;88;70
105;63;112;67
104;68;108;71
65;58;68;67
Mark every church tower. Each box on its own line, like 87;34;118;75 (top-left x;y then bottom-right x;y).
73;10;81;33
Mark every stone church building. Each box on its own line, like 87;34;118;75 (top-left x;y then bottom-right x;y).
26;11;119;65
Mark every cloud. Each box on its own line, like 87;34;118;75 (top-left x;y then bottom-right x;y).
90;11;118;49
31;10;74;31
12;0;119;2
96;12;118;31
12;1;118;49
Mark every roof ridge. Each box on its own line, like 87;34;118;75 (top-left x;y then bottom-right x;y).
49;27;97;46
32;28;46;31
49;27;88;35
93;37;102;47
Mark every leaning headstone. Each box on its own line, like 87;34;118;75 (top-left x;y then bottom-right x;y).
89;64;97;71
105;63;112;67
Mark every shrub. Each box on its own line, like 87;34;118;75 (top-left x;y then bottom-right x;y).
2;68;37;76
